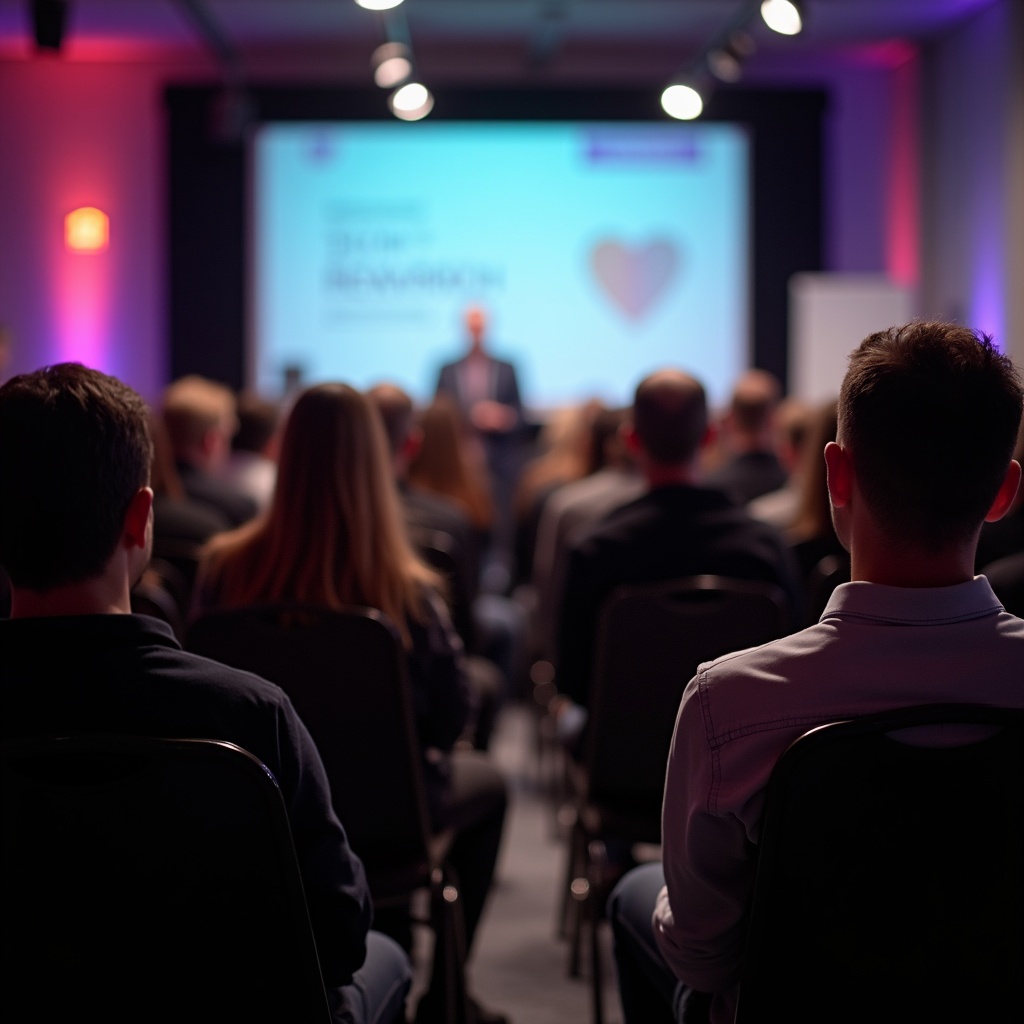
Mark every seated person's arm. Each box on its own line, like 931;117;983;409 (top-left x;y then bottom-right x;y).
654;673;757;995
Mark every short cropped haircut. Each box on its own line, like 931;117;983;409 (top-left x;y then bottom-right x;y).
838;322;1023;550
730;369;781;434
162;375;237;454
632;370;707;465
0;363;153;590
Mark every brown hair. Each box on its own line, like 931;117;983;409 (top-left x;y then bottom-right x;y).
0;363;152;590
407;395;495;530
199;383;438;645
839;322;1023;550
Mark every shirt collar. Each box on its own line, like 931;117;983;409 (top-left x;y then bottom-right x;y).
821;576;1004;626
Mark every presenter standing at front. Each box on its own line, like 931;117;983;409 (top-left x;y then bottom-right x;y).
435;305;525;589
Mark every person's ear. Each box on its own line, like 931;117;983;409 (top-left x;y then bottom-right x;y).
984;459;1022;523
824;441;852;508
123;487;154;550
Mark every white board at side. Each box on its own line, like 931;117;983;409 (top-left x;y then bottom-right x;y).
790;274;915;403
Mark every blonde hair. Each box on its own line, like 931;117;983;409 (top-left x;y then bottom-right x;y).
162;375;237;453
199;382;439;646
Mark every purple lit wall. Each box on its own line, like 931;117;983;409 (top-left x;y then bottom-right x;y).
922;0;1023;362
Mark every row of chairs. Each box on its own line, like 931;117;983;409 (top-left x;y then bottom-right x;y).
3;604;475;1024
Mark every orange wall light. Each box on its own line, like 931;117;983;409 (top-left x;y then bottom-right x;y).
65;207;109;253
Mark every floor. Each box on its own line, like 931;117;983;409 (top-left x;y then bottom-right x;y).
407;702;623;1024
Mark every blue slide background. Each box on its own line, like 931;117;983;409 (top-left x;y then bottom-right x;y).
251;121;749;408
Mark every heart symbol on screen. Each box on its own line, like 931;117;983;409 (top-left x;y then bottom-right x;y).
591;239;680;320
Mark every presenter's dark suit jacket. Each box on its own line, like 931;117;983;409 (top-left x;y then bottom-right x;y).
435;355;524;428
555;484;804;709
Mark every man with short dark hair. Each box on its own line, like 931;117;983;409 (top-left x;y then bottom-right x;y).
0;363;411;1024
704;369;788;504
554;368;802;723
607;323;1024;1024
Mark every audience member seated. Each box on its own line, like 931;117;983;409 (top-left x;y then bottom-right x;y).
530;405;644;664
150;410;229;547
511;399;604;589
0;363;411;1024
369;381;522;746
607;321;1024;1024
703;369;788;504
161;374;259;526
784;398;846;590
408;394;496;574
747;396;813;530
195;382;509;1024
218;391;281;514
553;369;803;749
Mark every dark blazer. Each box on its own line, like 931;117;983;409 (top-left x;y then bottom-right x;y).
703;450;789;505
435;354;524;430
556;484;804;707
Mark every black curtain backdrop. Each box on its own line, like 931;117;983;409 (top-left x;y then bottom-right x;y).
167;85;824;395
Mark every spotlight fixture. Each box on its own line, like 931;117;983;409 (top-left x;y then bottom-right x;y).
389;82;434;121
371;42;413;88
760;0;803;36
31;0;68;52
707;30;755;83
661;83;703;121
354;0;405;10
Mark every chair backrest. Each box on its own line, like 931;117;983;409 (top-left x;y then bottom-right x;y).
736;704;1024;1024
1;735;330;1023
585;576;788;836
185;604;435;893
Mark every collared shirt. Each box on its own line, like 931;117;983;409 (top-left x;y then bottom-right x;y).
654;577;1024;1024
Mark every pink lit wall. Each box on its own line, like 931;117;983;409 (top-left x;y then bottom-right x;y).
0;58;209;400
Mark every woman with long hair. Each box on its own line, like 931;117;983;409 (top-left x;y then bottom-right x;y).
196;383;508;1024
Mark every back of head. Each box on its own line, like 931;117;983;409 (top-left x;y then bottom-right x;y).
162;375;237;458
632;369;708;466
729;369;782;439
204;382;434;639
0;363;152;591
367;382;415;457
232;393;280;455
839;322;1023;550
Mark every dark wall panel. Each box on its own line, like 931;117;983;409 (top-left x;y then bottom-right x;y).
167;85;824;394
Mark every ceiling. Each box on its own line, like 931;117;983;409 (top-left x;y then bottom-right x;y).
0;0;1003;84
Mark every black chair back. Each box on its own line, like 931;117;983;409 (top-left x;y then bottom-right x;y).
1;735;330;1023
585;575;788;836
982;550;1024;617
185;604;433;892
737;704;1024;1024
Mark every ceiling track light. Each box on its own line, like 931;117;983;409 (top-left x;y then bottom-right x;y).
760;0;803;37
707;29;756;84
661;82;704;121
372;41;413;88
354;0;405;11
389;81;434;121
